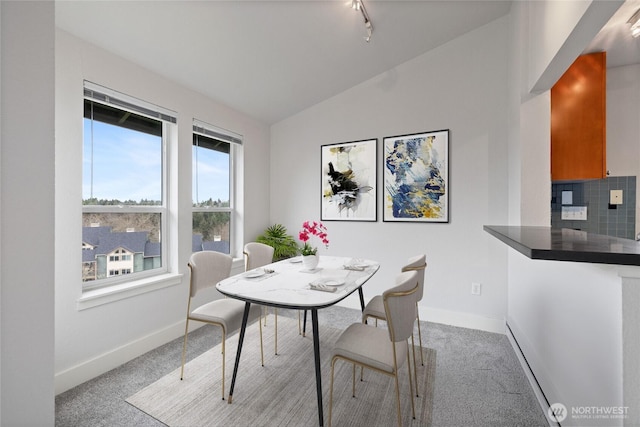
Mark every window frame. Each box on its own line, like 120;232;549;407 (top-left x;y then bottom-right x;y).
82;81;175;291
192;119;242;257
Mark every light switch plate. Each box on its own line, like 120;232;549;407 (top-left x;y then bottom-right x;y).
610;190;623;205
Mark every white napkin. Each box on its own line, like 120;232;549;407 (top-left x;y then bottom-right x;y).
309;283;337;293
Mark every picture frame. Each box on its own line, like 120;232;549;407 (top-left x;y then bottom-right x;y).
383;129;449;222
321;139;377;221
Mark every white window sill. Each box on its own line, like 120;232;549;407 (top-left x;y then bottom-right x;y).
231;257;245;274
77;273;183;311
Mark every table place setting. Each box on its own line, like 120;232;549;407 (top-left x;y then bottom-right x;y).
243;267;277;281
308;277;346;293
343;258;373;271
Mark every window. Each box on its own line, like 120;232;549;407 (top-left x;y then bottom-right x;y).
192;120;241;256
82;82;176;289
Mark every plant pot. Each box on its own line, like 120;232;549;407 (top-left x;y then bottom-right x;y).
302;254;319;270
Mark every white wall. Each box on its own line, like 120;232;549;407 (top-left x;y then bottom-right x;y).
1;5;4;422
607;64;640;236
55;29;271;393
528;0;622;94
507;1;633;425
621;273;640;426
1;1;3;419
271;18;510;332
508;253;624;425
527;0;590;93
520;92;551;227
1;1;55;424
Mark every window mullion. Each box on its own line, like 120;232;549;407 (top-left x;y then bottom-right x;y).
83;205;164;214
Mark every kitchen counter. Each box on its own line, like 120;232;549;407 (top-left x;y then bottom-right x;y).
484;225;640;266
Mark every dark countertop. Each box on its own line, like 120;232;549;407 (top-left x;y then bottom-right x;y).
484;225;640;266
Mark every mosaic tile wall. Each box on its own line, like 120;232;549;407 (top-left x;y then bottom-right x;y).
551;176;637;239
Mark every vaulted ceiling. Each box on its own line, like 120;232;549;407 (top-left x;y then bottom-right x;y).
57;1;640;124
56;1;512;124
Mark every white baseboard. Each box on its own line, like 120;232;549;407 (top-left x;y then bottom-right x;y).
55;319;199;395
337;299;506;334
420;306;506;334
505;323;555;427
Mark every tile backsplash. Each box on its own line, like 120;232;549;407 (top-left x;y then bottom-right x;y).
551;176;637;240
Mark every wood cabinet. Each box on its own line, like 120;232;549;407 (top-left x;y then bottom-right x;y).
551;52;606;181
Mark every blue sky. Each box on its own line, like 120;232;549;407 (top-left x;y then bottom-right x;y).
83;120;229;204
192;143;230;204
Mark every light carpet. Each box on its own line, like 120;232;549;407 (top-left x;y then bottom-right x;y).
126;317;435;426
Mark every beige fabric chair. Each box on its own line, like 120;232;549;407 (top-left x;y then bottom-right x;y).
361;254;426;393
243;242;274;271
328;270;420;427
180;250;264;400
243;242;282;354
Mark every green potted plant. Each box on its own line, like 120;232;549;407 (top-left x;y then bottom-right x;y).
256;224;299;261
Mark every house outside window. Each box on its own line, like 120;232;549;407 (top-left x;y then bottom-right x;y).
82;81;176;289
192;120;242;256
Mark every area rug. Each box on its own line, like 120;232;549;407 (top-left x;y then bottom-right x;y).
127;317;435;426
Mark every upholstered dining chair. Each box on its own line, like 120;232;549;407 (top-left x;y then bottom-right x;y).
243;242;281;354
328;270;419;427
361;254;427;394
363;255;427;358
181;250;264;400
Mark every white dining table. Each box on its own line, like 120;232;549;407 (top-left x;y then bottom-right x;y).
216;255;380;427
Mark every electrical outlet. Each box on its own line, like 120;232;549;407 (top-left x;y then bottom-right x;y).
471;282;482;296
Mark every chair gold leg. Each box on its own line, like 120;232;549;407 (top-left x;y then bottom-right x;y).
360;315;367;382
221;330;226;400
259;315;264;367
329;359;336;427
411;333;419;397
406;343;416;420
416;304;424;366
352;363;356;397
275;309;278;355
393;365;402;427
180;318;190;380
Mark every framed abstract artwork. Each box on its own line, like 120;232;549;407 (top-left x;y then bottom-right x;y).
383;129;449;222
321;139;377;221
